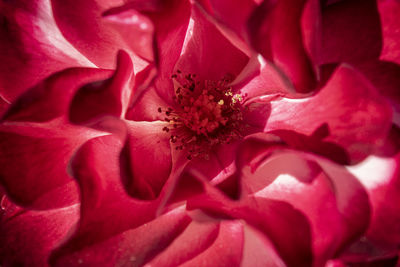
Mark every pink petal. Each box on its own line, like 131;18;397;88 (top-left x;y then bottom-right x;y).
187;187;313;267
301;0;322;73
147;220;220;266
175;5;249;82
0;0;94;102
103;8;155;62
241;225;286;267
236;56;297;99
354;60;400;115
247;0;317;92
233;135;372;264
121;121;172;200
69;50;134;124
51;0;145;69
125;85;169;122
105;0;192;104
3;68;112;123
0;203;79;267
320;0;382;64
51;134;160;263
195;0;258;39
348;154;400;247
52;206;191;266
178;221;244;267
0;121;100;209
378;0;400;65
265;64;392;163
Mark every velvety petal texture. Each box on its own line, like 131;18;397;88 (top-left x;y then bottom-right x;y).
0;0;95;103
247;0;318;92
0;0;399;266
0;202;79;267
263;65;392;163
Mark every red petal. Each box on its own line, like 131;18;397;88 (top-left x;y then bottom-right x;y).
233;135;371;264
236;56;296;99
51;0;145;69
248;0;317;92
0;203;79;267
103;8;154;62
349;154;400;246
320;0;382;64
69;50;134;124
0;121;101;209
265;65;392;163
105;0;192;104
0;0;94;102
175;5;249;82
52;206;191;266
146;220;220;266
51;134;160;263
187;187;313;267
178;221;244;267
3;68;112;123
241;225;286;267
379;0;400;65
196;0;258;39
126;85;169;121
121;121;172;200
354;60;400;116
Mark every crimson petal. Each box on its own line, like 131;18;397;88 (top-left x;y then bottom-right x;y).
121;121;172;200
320;0;382;64
379;0;400;65
187;185;313;267
175;5;249;82
0;121;101;209
0;0;94;103
50;134;160;264
69;50;134;124
264;64;392;163
247;0;318;92
0;203;79;267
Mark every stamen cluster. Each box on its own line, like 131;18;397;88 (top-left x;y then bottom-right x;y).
158;70;245;160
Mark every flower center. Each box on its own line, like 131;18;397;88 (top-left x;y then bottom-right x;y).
158;70;245;160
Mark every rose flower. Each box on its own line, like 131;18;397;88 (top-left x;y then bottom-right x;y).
0;0;399;266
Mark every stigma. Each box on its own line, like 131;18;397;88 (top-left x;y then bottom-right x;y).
158;70;245;160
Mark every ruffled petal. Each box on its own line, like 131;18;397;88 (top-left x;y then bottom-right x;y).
0;121;101;209
264;64;392;163
348;154;400;247
121;121;172;200
187;186;313;267
105;0;192;105
0;0;94;102
51;134;160;264
3;68;112;123
178;221;244;267
69;50;134;124
234;135;371;265
52;206;191;266
247;0;317;92
0;202;79;267
51;0;149;69
175;5;249;82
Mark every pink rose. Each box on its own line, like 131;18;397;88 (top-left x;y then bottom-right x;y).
1;0;399;266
